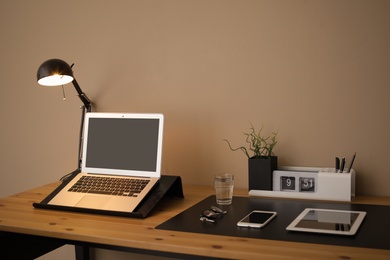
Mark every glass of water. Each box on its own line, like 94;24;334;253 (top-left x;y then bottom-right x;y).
214;173;234;205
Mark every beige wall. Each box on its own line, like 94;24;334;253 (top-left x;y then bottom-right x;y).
1;0;390;211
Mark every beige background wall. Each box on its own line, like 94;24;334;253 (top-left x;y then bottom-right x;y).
1;0;390;259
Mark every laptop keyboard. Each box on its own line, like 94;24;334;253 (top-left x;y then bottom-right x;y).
68;175;150;197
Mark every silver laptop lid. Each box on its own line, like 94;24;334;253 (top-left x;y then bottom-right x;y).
81;113;164;178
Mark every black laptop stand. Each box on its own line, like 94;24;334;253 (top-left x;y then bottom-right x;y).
33;170;184;218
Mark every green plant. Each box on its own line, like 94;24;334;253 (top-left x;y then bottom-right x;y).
223;123;278;159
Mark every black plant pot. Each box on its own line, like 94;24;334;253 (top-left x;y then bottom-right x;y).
248;156;277;191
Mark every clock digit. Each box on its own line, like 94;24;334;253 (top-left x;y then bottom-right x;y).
281;176;296;191
299;177;315;192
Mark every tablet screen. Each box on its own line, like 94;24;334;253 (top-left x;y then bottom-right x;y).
286;208;366;235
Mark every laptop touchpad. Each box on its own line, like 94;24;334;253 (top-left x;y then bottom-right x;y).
76;195;111;208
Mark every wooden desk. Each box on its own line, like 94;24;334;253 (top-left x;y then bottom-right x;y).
1;182;390;259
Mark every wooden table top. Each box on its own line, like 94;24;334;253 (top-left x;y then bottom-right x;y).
1;181;390;259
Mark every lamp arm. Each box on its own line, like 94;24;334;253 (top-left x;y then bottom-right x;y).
72;78;92;112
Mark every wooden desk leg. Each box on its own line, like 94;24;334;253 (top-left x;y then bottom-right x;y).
75;245;90;260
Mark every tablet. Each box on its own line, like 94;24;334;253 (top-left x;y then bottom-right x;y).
286;208;366;235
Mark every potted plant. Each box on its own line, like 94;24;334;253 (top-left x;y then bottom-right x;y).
223;123;278;191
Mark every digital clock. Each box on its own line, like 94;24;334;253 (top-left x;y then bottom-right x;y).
273;170;318;193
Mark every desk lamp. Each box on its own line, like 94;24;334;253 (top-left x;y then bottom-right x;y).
37;58;92;170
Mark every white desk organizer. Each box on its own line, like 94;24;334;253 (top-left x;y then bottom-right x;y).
249;166;355;202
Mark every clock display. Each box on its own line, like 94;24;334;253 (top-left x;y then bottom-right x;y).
281;176;296;191
299;177;315;192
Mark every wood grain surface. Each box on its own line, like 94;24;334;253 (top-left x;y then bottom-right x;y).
1;182;390;259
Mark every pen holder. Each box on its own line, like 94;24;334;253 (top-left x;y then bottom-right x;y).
249;166;355;202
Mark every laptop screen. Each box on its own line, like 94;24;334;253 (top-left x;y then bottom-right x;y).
81;113;164;178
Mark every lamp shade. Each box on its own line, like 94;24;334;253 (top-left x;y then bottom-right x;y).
37;59;74;86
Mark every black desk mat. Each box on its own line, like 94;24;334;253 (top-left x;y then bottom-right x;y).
156;196;390;250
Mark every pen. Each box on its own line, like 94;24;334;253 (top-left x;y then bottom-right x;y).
347;152;356;173
335;157;340;173
340;157;345;173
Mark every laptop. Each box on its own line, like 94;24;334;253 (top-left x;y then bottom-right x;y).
47;112;164;213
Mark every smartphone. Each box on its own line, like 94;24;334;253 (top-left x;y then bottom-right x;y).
237;210;277;228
